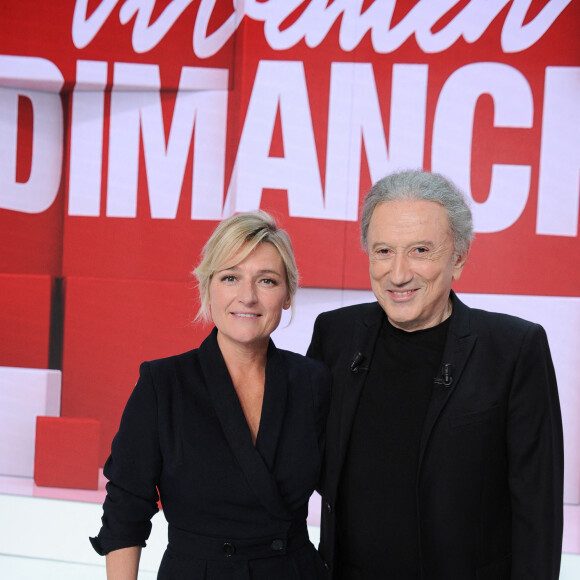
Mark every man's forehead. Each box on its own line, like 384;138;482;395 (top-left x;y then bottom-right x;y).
368;200;452;237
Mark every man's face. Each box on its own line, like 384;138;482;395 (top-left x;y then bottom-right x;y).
367;199;468;332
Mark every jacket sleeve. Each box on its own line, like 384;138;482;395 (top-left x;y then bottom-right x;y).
307;315;333;500
307;313;325;362
507;323;564;580
90;362;162;555
311;360;332;455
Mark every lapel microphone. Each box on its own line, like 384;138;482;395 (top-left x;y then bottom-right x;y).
350;352;365;373
434;363;454;387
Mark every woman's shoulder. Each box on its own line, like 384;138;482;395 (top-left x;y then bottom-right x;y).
144;347;197;366
279;348;328;372
277;350;331;419
139;348;201;383
277;349;332;397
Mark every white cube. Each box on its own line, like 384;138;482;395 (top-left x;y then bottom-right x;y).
0;367;61;477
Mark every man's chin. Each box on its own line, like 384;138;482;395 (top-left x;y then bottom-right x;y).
385;314;416;332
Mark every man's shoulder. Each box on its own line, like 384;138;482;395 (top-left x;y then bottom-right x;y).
316;301;380;325
460;300;543;341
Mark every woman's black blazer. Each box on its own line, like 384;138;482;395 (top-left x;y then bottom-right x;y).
91;327;331;579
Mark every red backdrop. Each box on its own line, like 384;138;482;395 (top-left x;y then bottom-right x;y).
1;0;579;463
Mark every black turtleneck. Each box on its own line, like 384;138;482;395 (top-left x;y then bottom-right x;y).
337;314;450;579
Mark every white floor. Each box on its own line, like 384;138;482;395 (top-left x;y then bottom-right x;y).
0;556;156;580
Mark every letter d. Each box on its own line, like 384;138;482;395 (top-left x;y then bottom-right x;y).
0;56;64;213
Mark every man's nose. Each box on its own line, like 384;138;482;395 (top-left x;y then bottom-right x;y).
390;253;412;284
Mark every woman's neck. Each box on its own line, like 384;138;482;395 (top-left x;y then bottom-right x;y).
216;331;268;379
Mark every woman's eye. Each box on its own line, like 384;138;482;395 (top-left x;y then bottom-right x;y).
220;275;236;282
260;278;277;286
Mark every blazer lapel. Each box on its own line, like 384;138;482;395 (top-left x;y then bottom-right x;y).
199;329;291;522
255;341;287;472
418;292;477;471
331;303;384;498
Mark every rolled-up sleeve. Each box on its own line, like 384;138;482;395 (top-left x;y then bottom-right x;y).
90;362;162;555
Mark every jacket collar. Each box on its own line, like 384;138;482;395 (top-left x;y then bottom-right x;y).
417;291;477;469
198;328;291;522
330;302;384;495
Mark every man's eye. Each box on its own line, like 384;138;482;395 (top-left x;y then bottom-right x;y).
414;247;428;254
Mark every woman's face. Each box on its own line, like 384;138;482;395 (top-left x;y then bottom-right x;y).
209;242;291;352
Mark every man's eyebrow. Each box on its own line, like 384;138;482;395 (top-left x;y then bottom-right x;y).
369;240;435;249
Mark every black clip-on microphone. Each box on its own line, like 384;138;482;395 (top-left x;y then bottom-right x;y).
350;352;365;373
434;363;453;387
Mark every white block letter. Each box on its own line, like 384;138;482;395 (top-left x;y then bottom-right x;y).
68;60;108;216
107;63;228;219
0;56;64;214
537;67;580;237
432;62;533;233
226;60;324;218
325;62;427;221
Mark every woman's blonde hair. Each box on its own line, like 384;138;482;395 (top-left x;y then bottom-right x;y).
193;211;298;323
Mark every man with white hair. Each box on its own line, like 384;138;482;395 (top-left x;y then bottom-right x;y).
309;169;564;579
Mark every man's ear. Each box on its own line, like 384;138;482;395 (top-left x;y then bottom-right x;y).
452;249;469;281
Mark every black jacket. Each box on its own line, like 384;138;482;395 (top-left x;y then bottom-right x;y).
308;292;563;580
92;327;331;579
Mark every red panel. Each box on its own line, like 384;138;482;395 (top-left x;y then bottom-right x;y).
0;67;64;277
60;276;211;465
62;215;217;283
34;416;100;490
0;274;52;368
0;1;236;89
0;176;64;279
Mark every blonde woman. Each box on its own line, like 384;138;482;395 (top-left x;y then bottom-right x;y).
91;211;330;579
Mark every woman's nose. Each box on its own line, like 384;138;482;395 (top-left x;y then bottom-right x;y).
238;280;257;304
